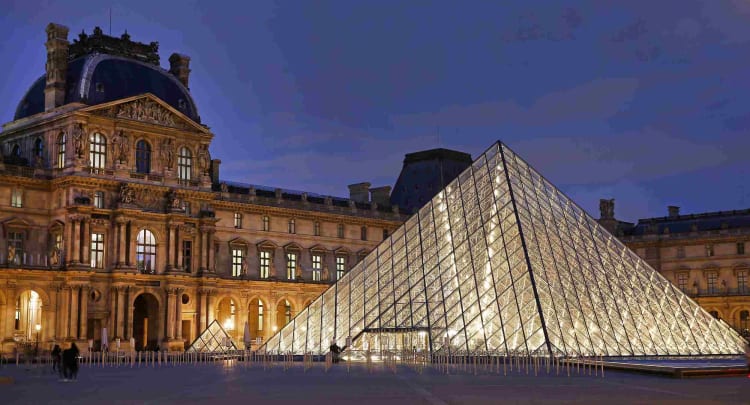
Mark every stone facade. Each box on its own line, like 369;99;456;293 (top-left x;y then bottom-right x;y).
598;200;750;338
0;24;406;354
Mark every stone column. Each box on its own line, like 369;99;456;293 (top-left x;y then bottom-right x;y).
48;286;58;341
207;292;216;326
126;293;135;340
176;231;184;272
69;286;79;339
128;222;137;267
207;231;215;272
116;287;126;338
175;288;183;341
165;288;174;340
198;289;207;332
81;218;91;267
108;287;117;337
3;285;17;340
58;285;69;339
64;221;73;266
70;218;80;264
199;229;208;271
116;218;127;267
78;286;89;340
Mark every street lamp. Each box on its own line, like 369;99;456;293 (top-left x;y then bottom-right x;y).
34;324;41;356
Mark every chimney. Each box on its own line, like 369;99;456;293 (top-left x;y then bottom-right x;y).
369;186;391;206
348;182;371;203
599;198;615;220
169;53;191;88
44;23;69;111
210;159;221;184
668;206;680;218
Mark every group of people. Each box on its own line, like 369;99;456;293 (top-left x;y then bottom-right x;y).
51;342;80;382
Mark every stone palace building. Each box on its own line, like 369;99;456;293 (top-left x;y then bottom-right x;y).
599;200;750;338
0;23;407;354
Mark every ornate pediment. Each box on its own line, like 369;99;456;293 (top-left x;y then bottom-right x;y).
87;95;204;131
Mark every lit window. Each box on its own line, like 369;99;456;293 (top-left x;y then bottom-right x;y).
707;271;718;294
740;311;749;335
677;273;688;292
89;133;107;169
288;219;296;234
738;242;745;255
7;231;24;265
91;233;104;268
231;248;245;277
739;270;748;293
284;300;292;324
11;189;23;208
259;250;271;279
136;229;156;274
336;256;346;280
312;254;322;281
234;212;242;229
705;244;714;257
54;233;62;251
178;147;192;182
314;221;321;236
286;252;297;280
56;132;66;168
93;191;104;209
360;226;367;241
257;300;264;331
135;140;151;174
262;216;270;232
337;224;344;238
182;240;192;272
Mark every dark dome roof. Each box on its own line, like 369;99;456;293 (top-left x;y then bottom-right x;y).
14;54;200;122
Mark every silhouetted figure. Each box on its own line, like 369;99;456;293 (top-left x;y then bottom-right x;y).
329;343;341;364
51;345;62;377
62;342;80;381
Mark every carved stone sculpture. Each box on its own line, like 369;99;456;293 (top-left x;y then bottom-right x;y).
160;138;175;169
322;265;330;281
197;144;210;176
50;248;60;266
7;244;17;265
72;123;86;158
295;263;303;280
119;184;136;204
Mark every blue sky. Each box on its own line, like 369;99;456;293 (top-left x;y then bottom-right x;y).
1;0;750;221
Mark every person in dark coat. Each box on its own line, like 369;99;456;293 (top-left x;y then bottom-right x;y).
329;343;341;364
62;342;80;381
51;344;62;376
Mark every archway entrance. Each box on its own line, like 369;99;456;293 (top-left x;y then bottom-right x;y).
248;299;265;341
216;297;237;340
133;293;159;350
276;299;293;330
16;290;43;342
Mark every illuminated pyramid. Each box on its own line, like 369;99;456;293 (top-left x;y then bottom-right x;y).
187;320;238;353
261;142;745;357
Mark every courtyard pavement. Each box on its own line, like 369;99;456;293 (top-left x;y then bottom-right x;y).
1;361;749;404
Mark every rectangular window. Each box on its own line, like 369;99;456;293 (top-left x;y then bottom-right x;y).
312;254;322;281
706;244;714;257
739;271;748;293
11;189;22;208
337;224;344;239
336;256;346;280
360;226;367;241
286;252;297;279
288;219;296;234
707;271;718;294
7;231;23;265
738;242;745;255
231;248;244;277
677;272;688;292
54;233;62;251
676;246;685;259
314;221;321;237
262;216;270;232
91;233;104;268
259;250;271;279
182;240;192;272
234;212;242;229
258;302;263;331
94;191;104;209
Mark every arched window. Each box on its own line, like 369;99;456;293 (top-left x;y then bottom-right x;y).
284;300;292;324
56;132;66;168
135;140;151;174
136;229;157;274
33;138;43;158
178;147;192;182
89;133;107;169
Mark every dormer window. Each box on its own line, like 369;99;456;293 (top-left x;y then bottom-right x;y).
178;99;186;110
95;82;104;93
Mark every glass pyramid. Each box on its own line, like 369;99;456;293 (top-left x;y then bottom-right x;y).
187;320;238;353
261;142;746;357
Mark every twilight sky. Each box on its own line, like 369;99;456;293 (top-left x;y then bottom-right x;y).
1;0;749;222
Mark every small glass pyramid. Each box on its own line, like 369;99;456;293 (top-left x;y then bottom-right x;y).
261;142;746;357
187;320;238;353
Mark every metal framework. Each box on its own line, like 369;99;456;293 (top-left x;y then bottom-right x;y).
187;320;238;353
260;142;746;357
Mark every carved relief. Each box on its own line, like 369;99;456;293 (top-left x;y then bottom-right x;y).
72;123;87;158
111;130;130;164
95;98;190;129
197;144;211;176
119;184;136;204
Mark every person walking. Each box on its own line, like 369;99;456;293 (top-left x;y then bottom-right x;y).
51;344;62;377
62;342;80;382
